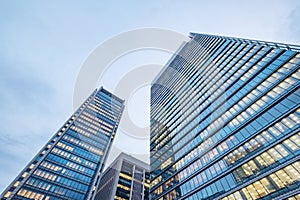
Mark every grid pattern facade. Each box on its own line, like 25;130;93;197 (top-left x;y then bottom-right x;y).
150;33;300;200
95;153;149;200
1;87;124;200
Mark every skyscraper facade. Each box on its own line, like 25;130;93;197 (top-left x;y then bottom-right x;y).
150;33;300;200
95;152;149;200
1;87;124;200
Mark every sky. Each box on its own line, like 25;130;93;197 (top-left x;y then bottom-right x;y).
1;0;300;193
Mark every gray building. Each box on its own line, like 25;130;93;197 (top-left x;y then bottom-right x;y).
1;87;124;200
95;153;149;200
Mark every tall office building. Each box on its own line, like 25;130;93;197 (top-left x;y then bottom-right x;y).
150;33;300;199
1;87;124;200
95;152;149;200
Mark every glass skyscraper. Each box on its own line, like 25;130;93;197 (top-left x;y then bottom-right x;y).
95;153;149;200
150;33;300;199
1;87;124;200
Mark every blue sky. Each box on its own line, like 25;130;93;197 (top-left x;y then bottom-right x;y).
1;0;300;193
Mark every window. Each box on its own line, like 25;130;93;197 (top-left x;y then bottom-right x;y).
275;170;293;185
4;192;11;198
261;152;275;165
274;144;290;157
241;188;252;199
260;178;276;193
255;156;267;167
253;181;268;197
269;174;285;188
284;139;299;151
246;184;260;199
268;148;283;160
284;165;300;181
